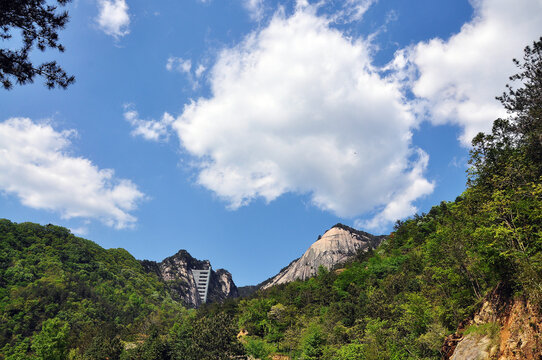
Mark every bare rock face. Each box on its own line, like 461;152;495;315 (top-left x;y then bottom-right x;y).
450;334;495;360
444;284;542;360
496;299;542;359
208;269;239;303
261;224;385;290
140;250;239;308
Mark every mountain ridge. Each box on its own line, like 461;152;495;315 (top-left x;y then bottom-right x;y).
259;223;386;290
140;249;238;307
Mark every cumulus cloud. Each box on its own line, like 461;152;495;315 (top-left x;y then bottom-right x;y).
0;118;144;228
399;0;542;145
173;7;433;228
97;0;130;38
357;150;434;229
124;105;174;142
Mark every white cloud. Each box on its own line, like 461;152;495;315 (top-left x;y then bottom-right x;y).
173;7;433;227
243;0;265;21
357;150;434;230
124;105;174;142
166;57;207;89
0;118;145;229
97;0;130;38
400;0;542;145
70;226;89;236
342;0;377;21
195;64;206;78
166;57;192;74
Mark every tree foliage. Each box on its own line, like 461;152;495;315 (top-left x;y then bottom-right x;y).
0;220;185;359
0;0;75;89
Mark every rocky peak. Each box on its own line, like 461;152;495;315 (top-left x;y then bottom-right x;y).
261;224;385;290
140;250;239;308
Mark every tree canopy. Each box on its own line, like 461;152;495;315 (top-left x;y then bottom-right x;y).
0;0;74;89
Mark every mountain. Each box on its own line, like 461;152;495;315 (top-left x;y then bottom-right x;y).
260;223;385;290
141;250;238;308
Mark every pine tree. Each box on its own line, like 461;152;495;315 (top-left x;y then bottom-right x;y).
0;0;75;89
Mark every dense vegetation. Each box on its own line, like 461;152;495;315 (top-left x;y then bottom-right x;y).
0;220;191;359
0;38;540;359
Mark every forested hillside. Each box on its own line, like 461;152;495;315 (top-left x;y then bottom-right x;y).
0;220;187;359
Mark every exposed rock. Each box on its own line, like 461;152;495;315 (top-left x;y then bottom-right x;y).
261;224;385;290
496;299;541;359
140;250;238;308
208;268;239;303
450;334;494;360
444;284;542;360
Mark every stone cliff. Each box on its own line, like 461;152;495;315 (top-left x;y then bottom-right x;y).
443;284;542;360
141;250;239;308
261;224;385;290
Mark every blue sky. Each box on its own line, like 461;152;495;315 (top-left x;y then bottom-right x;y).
1;0;541;286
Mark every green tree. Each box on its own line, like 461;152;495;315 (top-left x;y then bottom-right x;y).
244;337;276;360
31;318;70;360
168;314;196;360
335;342;367;360
468;37;542;303
133;328;168;360
190;312;244;360
497;36;542;172
84;332;123;360
300;325;326;360
470;37;542;189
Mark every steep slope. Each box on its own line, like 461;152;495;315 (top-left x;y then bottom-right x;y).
444;284;542;360
141;250;239;307
261;223;385;290
208;268;239;302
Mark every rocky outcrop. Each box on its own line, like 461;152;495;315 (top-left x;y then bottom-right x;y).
449;333;497;360
208;268;238;303
444;284;542;360
140;250;239;308
261;224;385;290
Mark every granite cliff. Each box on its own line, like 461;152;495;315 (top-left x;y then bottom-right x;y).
261;223;385;290
141;249;238;308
